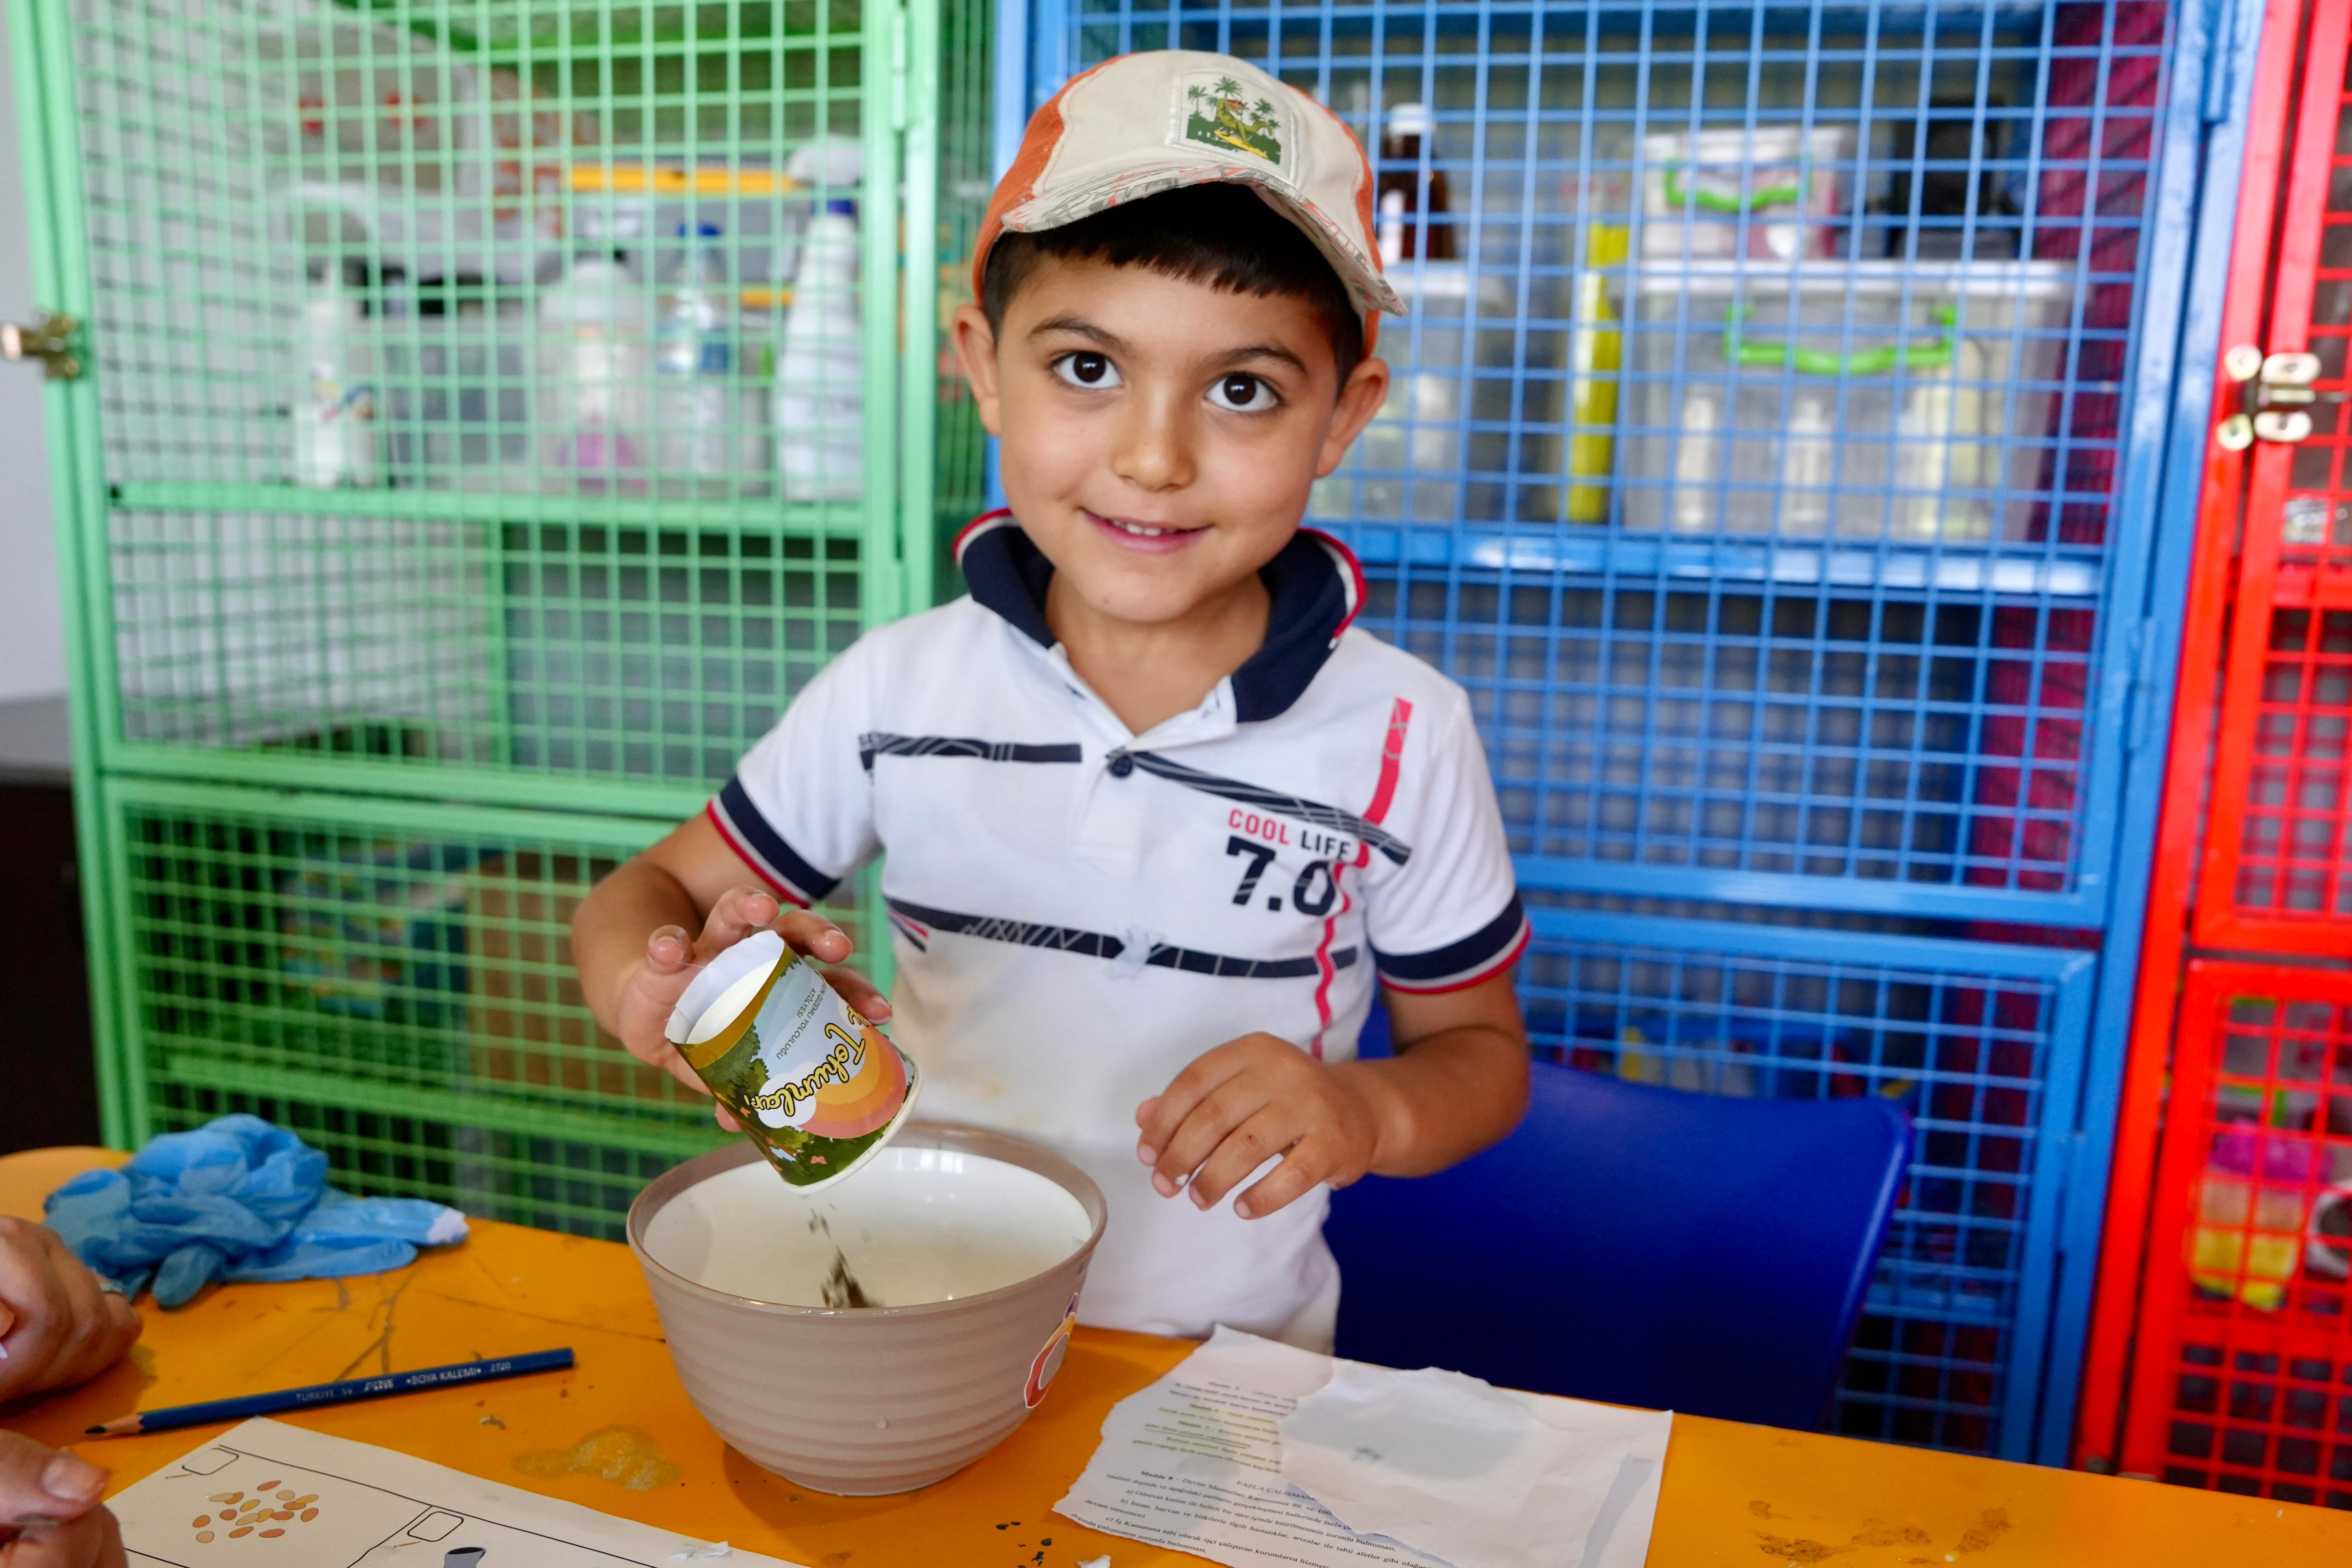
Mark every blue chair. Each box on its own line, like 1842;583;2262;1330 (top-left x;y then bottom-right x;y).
1325;1052;1910;1430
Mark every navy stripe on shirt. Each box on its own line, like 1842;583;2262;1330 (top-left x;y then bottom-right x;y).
1373;894;1530;991
888;899;1357;980
713;777;842;904
858;733;1084;771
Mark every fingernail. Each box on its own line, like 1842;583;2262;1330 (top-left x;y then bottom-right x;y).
1190;1185;1211;1210
1136;1145;1158;1165
1151;1173;1177;1198
41;1452;103;1502
1233;1198;1256;1219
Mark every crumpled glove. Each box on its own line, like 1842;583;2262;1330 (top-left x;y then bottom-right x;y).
43;1115;467;1308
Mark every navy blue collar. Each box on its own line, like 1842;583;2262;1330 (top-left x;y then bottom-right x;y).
953;511;1364;723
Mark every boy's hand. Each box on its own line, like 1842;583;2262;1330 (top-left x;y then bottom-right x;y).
1133;1035;1382;1221
615;886;891;1129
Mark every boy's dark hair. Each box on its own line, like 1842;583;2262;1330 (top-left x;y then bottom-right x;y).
980;183;1365;381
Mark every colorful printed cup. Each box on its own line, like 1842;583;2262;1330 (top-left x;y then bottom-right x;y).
665;930;920;1192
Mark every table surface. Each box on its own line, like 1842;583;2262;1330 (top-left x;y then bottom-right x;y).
2;1145;2344;1568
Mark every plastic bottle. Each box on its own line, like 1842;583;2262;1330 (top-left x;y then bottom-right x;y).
1779;394;1834;535
293;259;380;489
1671;389;1720;532
536;249;648;493
1564;221;1629;524
775;199;865;503
654;223;737;495
1375;102;1453;265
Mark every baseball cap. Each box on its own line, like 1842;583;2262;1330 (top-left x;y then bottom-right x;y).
974;51;1405;343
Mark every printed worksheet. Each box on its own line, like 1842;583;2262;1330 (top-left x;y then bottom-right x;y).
1056;1329;1665;1568
109;1419;802;1568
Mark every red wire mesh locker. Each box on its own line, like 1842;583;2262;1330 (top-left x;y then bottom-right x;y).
2119;963;2352;1502
2075;0;2352;1477
2197;3;2352;953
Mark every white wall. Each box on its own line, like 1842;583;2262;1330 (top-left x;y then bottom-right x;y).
0;5;67;704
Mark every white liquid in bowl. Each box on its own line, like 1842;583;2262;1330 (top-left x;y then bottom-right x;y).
644;1146;1092;1308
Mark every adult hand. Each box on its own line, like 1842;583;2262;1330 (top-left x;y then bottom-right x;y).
1133;1034;1384;1220
0;1434;123;1568
612;887;890;1129
0;1218;141;1405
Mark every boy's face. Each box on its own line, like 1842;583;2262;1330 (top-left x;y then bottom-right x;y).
953;254;1388;630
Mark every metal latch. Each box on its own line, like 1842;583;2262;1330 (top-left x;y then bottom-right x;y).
0;310;80;380
2217;344;2336;448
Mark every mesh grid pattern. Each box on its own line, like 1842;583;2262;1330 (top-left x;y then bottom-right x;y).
77;0;870;497
153;1081;690;1239
1518;911;2092;1458
2196;55;2352;944
934;0;995;573
1369;575;2092;888
107;508;863;778
65;0;954;793
1037;0;2171;913
2123;965;2352;1509
111;787;828;1143
2234;604;2352;919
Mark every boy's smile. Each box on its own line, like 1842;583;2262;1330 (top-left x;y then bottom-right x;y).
954;254;1388;656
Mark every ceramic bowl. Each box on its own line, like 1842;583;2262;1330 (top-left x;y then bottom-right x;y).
628;1123;1106;1495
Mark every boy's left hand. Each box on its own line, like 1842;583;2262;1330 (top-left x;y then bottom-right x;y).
1134;1035;1380;1221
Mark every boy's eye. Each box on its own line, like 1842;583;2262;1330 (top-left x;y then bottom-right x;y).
1052;352;1121;389
1207;373;1278;412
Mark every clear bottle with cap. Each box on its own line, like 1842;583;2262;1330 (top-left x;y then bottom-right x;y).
292;259;381;489
1375;102;1453;265
775;198;865;503
537;247;648;493
654;221;737;495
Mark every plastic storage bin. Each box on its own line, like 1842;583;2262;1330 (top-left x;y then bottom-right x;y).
1640;126;1854;262
1619;259;2074;541
1310;262;1515;524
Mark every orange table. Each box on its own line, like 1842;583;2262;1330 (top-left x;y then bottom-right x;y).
2;1145;2346;1567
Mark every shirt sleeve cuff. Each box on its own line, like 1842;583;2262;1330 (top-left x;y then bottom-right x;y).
707;779;842;907
1372;894;1531;994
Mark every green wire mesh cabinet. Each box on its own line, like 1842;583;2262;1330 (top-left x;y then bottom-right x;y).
11;0;991;1230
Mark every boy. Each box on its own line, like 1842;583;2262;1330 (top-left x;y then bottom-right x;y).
573;50;1530;1350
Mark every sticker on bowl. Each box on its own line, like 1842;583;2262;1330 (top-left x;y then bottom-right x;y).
1024;1295;1080;1409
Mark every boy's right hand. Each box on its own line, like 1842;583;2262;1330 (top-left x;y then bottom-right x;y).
615;886;891;1128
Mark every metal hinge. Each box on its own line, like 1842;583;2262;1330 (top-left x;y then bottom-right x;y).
2216;344;2336;448
1;309;81;380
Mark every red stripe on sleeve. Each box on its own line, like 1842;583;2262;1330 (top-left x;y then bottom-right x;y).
703;801;812;908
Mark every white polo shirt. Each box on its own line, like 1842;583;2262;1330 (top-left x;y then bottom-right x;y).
709;513;1527;1342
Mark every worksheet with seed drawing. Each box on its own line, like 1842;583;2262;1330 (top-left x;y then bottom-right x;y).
108;1418;803;1568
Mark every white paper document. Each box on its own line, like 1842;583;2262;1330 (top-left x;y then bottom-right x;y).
1054;1327;1671;1568
1281;1360;1672;1568
107;1418;805;1568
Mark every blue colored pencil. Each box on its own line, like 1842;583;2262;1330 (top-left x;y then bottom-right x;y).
84;1348;575;1437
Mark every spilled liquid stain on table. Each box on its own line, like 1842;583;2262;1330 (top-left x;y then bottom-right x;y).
513;1425;685;1491
1755;1505;2010;1564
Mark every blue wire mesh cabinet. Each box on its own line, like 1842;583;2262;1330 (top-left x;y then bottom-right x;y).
1004;0;2218;1463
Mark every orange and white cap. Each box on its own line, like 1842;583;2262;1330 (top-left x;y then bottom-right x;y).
974;50;1404;339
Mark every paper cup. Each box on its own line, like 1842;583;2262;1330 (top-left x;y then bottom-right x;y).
665;930;921;1193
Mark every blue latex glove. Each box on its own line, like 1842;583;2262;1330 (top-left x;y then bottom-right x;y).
44;1115;468;1308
